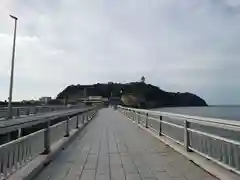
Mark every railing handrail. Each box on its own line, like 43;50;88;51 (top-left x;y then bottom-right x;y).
0;105;83;119
0;128;45;149
0;105;65;109
118;106;240;130
0;106;96;135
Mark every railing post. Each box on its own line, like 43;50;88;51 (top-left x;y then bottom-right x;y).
33;107;36;114
145;113;148;128
43;120;50;154
159;116;162;136
26;108;30;116
88;111;91;120
82;113;85;124
11;107;15;117
76;115;79;129
65;117;70;137
89;111;91;120
16;108;20;117
138;112;140;124
18;128;22;138
184;120;190;152
134;111;136;121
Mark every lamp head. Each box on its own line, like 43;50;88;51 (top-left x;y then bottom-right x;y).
10;14;18;20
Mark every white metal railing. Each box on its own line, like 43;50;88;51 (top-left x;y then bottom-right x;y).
69;116;78;131
118;105;240;175
0;105;70;120
0;129;45;179
0;108;98;179
49;121;67;145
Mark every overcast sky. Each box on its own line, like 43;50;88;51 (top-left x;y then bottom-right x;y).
0;0;240;105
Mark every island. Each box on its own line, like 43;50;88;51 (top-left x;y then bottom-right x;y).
56;81;207;109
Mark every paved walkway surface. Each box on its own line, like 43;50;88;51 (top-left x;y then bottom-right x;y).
33;108;217;180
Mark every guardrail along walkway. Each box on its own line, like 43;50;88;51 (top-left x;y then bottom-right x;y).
32;108;216;180
0;106;67;120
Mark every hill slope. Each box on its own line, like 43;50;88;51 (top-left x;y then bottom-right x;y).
56;82;207;108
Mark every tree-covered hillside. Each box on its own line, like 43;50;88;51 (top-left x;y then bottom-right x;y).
57;82;207;108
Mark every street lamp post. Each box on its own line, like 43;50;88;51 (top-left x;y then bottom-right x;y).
7;14;18;119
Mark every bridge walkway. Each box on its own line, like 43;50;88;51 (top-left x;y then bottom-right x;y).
32;108;217;180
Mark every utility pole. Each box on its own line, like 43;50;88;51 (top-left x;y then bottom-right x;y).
7;14;18;119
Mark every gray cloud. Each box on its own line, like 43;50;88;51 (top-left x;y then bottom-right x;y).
0;0;240;104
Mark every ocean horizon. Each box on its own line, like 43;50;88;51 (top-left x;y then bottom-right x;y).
154;105;240;121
